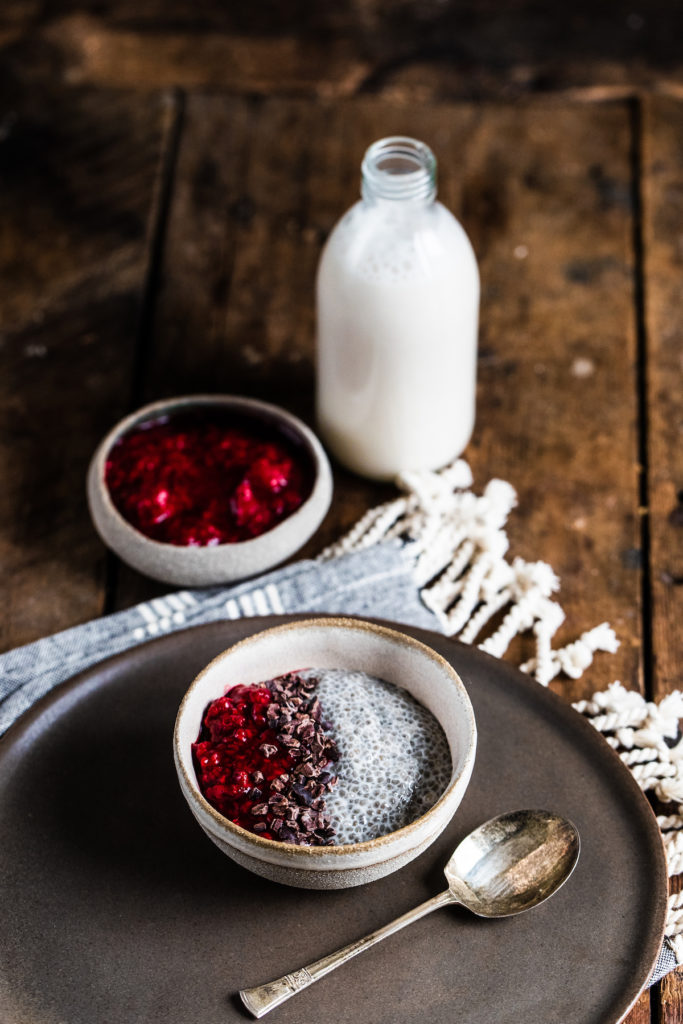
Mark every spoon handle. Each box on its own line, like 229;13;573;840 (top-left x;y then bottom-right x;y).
240;888;455;1018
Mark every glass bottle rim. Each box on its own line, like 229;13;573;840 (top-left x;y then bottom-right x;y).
361;136;437;203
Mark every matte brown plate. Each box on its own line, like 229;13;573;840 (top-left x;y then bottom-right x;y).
0;616;667;1024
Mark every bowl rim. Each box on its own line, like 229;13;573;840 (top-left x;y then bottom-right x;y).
87;393;332;557
173;616;477;860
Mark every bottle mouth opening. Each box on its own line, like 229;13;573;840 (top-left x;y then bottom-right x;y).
361;137;437;202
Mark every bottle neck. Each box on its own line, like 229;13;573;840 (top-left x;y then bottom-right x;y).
361;136;437;206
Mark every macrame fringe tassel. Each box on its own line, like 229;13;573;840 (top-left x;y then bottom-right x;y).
577;682;683;963
320;459;619;681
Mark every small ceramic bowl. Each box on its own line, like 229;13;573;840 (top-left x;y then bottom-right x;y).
173;617;477;889
87;395;333;586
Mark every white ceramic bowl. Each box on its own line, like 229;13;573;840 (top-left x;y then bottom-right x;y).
87;395;332;586
174;617;477;889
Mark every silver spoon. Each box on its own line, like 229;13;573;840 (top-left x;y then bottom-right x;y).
240;809;580;1018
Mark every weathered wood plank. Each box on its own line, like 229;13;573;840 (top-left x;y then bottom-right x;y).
5;5;683;99
119;95;642;706
450;102;641;698
0;87;174;650
641;93;683;1021
626;991;656;1024
31;14;369;95
642;96;683;698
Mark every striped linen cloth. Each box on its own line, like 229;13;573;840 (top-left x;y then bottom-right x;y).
0;542;434;738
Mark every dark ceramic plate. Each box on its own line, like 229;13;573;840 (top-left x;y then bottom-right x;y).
0;617;667;1024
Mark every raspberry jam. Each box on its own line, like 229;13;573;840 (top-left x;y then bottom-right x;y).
104;408;314;546
192;675;339;845
192;684;294;840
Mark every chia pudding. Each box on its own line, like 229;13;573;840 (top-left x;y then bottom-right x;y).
192;668;452;846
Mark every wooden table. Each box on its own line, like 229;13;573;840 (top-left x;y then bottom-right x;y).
2;27;683;1022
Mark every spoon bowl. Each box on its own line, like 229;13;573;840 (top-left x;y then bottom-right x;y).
240;809;580;1018
445;809;580;918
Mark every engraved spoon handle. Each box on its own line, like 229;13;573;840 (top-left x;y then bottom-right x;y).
239;888;456;1018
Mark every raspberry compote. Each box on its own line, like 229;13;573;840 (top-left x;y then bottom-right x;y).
104;408;314;547
192;674;339;846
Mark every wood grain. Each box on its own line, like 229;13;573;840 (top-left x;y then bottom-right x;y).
0;87;174;650
5;4;683;99
450;102;641;699
641;95;683;1020
642;96;683;698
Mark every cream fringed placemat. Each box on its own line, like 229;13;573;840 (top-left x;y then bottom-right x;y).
321;459;683;981
320;459;619;681
0;458;680;981
575;682;683;978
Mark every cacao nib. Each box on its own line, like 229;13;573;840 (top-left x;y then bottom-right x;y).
292;782;314;806
309;697;322;721
279;735;300;748
300;810;317;831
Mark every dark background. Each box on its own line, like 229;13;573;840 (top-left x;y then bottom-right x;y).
2;0;683;99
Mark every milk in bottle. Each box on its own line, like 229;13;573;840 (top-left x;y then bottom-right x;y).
316;136;479;480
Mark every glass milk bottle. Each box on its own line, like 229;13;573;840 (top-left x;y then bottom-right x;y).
316;136;479;480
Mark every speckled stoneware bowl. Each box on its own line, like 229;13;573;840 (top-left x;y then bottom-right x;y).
87;395;333;586
173;617;477;889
